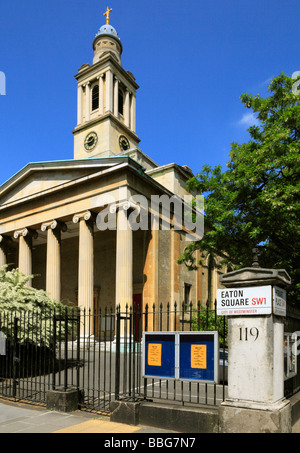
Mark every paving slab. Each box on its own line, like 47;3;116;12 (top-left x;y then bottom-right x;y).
0;399;178;434
54;419;141;434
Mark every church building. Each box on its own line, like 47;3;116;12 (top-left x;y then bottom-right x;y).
0;9;221;330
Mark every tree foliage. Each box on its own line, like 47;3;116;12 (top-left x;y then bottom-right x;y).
190;306;228;347
179;73;300;303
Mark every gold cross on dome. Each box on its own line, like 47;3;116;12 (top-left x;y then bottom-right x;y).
103;7;112;25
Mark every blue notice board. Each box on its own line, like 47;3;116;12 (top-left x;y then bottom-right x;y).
143;333;176;378
143;331;219;382
179;332;218;382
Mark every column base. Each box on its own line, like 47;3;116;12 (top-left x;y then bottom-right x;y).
74;335;96;349
219;398;291;433
112;335;142;352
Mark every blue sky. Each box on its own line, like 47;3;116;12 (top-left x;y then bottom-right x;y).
0;0;299;186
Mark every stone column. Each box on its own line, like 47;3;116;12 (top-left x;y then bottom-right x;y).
130;93;136;132
124;89;130;128
14;228;38;286
77;85;83;125
105;70;113;113
73;211;95;315
113;77;119;117
41;220;67;302
85;82;91;122
115;205;133;312
218;263;292;433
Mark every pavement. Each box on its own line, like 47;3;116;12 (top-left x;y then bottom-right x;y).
0;398;179;434
0;398;300;433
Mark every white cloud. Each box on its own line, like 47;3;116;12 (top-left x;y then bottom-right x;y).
238;112;260;128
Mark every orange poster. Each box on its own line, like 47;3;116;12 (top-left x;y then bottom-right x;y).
148;343;162;367
191;344;207;369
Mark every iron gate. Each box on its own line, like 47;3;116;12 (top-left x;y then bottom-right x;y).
0;302;228;413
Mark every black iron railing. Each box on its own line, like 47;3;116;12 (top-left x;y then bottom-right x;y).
115;302;228;408
0;302;228;412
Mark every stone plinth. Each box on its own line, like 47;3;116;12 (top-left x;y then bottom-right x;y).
218;265;292;433
219;399;291;433
46;387;81;413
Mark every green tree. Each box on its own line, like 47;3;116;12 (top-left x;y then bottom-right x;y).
179;73;300;303
190;305;228;347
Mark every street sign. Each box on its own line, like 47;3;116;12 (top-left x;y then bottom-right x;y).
217;285;272;316
273;286;286;317
217;285;287;317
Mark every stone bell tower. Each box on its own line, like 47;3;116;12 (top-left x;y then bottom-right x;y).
73;7;140;159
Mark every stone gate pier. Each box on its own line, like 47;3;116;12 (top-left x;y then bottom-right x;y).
218;260;292;433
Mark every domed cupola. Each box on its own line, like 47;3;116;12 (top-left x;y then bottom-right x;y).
92;8;123;66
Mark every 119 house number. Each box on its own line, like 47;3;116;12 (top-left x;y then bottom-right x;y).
239;327;259;341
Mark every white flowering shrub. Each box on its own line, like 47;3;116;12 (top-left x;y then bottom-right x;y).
0;266;72;347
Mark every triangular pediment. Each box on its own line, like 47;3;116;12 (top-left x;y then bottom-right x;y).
0;158;128;207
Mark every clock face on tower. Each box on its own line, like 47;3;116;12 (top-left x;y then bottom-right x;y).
84;132;98;151
119;135;130;151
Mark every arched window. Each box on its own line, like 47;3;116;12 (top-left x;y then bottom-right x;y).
92;85;99;111
118;89;124;115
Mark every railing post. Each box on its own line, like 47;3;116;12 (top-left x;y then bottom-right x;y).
64;307;68;391
76;308;81;392
144;304;148;400
13;315;19;398
206;299;209;330
115;305;121;401
128;305;132;397
52;309;56;390
132;305;136;401
197;300;201;330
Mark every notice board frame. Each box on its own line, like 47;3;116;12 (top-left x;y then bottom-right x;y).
142;331;219;383
142;332;178;380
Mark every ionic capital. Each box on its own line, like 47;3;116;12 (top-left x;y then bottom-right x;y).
41;220;67;233
73;210;96;224
14;228;38;240
109;201;140;214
